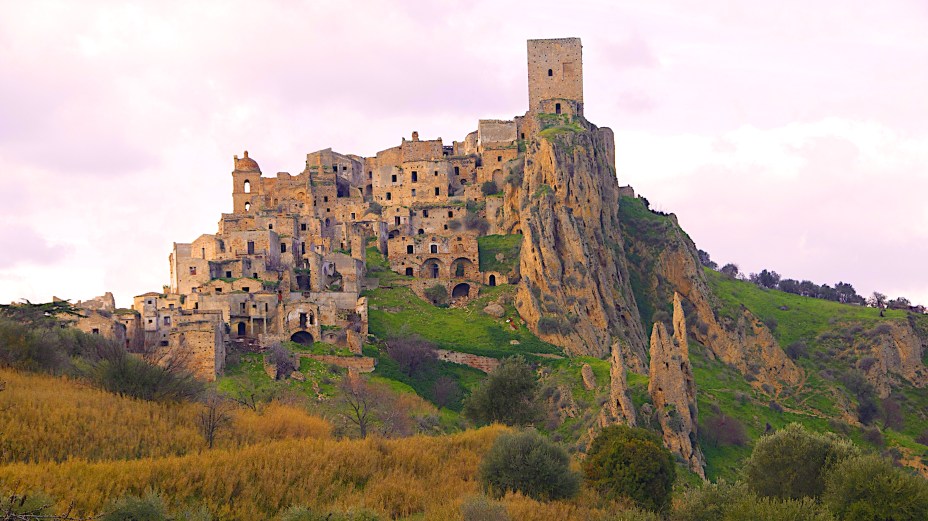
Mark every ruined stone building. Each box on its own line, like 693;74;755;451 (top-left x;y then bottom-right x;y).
110;37;591;380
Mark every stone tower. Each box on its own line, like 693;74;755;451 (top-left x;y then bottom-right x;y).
527;38;583;115
231;150;262;214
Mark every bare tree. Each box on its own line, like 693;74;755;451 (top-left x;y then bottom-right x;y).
338;376;376;439
196;392;233;449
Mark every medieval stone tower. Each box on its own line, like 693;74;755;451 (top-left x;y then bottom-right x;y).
527;37;583;116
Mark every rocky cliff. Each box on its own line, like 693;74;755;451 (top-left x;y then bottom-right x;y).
620;197;801;392
648;293;705;478
507;116;648;367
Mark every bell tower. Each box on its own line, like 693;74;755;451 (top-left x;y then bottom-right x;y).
527;38;583;115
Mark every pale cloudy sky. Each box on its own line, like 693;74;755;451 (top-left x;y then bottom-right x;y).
1;0;926;307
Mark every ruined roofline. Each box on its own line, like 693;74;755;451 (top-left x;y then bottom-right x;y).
527;37;581;44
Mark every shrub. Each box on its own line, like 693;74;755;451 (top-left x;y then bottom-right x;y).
701;414;748;447
823;454;928;521
448;219;462;231
102;491;169;521
743;423;859;500
583;425;676;512
862;425;884;447
478;429;580;501
279;506;381;521
785;341;808;360
385;337;437;377
915;429;928;446
536;316;564;335
0;489;54;518
423;284;448;306
89;348;203;402
460;495;509;521
266;343;297;380
463;356;541;426
481;181;500;196
673;480;833;521
463;213;490;234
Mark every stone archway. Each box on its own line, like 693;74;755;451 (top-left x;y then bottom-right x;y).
488;274;496;286
451;257;474;279
422;258;442;279
452;283;470;298
290;331;314;346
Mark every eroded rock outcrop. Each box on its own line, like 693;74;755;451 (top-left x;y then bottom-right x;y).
509;119;647;366
857;320;928;397
602;340;637;427
649;293;705;478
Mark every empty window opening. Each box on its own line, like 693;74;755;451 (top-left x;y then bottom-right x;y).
243;180;251;193
433;171;438;176
324;218;331;226
242;287;250;292
351;212;356;219
326;208;330;213
268;223;273;230
406;245;414;254
521;133;525;139
418;229;425;235
430;263;439;278
454;166;460;175
489;274;497;286
264;303;269;312
555;103;561;114
301;223;307;231
391;174;397;183
252;272;258;278
323;196;328;202
160;340;169;347
448;210;453;217
301;242;305;254
548;68;553;76
148;319;153;324
405;267;414;276
237;322;246;336
247;241;255;254
215;288;222;293
497;155;502;162
244;202;251;211
430;244;438;254
386;192;392;201
368;171;372;179
240;302;246;312
332;165;337;172
395;216;401;226
411;171;418;182
225;270;232;278
201;248;205;258
189;266;197;275
423;209;429;217
411;189;416;197
280;243;287;253
299;313;308;329
92;328;100;335
434;187;440;196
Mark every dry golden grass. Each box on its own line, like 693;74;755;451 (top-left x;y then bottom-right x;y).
0;370;641;520
0;369;330;464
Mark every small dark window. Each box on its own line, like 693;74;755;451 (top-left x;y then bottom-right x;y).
391;174;397;183
326;208;330;213
301;242;305;254
386;192;392;201
433;171;438;176
253;272;258;278
265;303;269;312
434;187;440;196
240;303;246;312
448;210;453;217
555;103;561;114
301;223;306;231
423;209;429;217
147;300;153;305
189;266;197;275
299;313;308;329
368;171;372;179
247;241;255;254
411;171;418;182
92;328;100;335
350;212;355;219
268;223;273;230
497;155;502;162
323;196;328;202
160;340;169;347
280;243;287;253
332;165;337;172
405;267;414;276
225;270;232;278
215;288;222;293
454;166;460;175
430;244;438;254
242;287;250;292
406;245;413;254
411;189;416;197
548;68;553;76
395;216;401;225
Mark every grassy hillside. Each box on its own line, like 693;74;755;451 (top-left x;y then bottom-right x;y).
0;369;330;466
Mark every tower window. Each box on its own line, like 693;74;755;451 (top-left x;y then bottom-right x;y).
548;68;553;76
411;171;418;182
243;180;251;193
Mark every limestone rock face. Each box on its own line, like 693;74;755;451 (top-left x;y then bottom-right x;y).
649;293;705;478
603;341;637;427
581;363;597;390
859;320;928;397
483;303;506;318
510;120;647;365
629;214;802;391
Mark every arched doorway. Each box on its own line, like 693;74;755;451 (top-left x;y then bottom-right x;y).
236;322;246;336
290;331;314;346
488;274;496;286
422;258;442;279
452;283;470;298
452;258;473;278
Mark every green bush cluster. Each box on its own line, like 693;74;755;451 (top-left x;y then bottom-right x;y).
478;429;580;501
